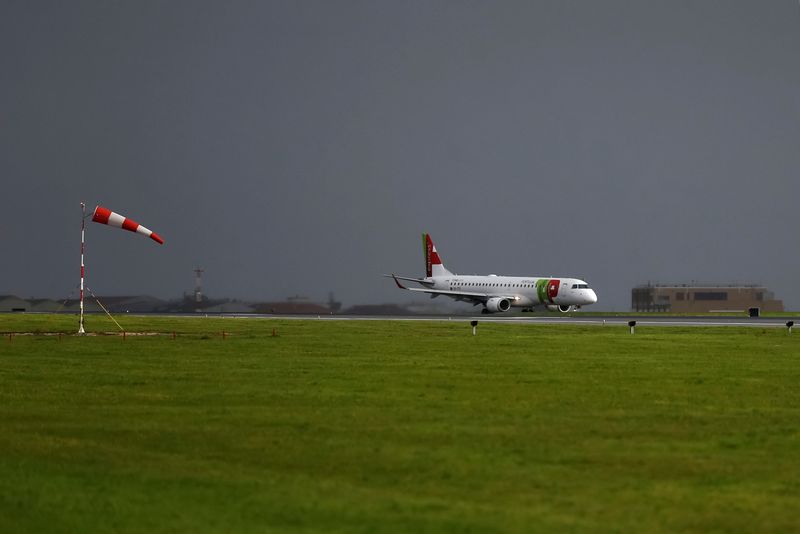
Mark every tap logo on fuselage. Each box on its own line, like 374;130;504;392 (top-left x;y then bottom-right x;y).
536;279;560;304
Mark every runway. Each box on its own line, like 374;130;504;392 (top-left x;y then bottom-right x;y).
21;311;795;329
216;314;798;328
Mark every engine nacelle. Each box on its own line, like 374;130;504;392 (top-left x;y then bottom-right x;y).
546;304;574;313
485;297;511;313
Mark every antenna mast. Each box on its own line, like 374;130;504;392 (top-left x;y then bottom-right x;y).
194;267;204;311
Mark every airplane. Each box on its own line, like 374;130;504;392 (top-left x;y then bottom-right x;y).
387;233;598;314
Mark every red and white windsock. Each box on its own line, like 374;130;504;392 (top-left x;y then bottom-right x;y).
91;205;164;244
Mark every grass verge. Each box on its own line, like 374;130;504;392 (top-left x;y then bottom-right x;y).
1;314;798;531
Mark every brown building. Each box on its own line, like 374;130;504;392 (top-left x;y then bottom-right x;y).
632;283;784;313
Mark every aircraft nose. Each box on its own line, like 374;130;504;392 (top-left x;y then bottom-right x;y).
587;289;598;305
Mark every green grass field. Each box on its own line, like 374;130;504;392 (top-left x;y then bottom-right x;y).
1;314;799;532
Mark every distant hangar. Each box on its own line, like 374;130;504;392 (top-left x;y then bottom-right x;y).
632;283;784;313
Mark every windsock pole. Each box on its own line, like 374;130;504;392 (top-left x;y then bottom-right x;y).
78;202;86;334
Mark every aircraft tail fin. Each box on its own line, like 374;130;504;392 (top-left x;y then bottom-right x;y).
422;233;453;277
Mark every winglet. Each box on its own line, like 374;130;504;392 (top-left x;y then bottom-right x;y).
391;274;408;290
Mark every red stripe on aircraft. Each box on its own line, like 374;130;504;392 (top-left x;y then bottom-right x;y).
548;279;560;301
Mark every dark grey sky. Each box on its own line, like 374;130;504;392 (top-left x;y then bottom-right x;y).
2;1;799;310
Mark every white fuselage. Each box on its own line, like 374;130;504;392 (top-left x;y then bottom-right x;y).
427;275;598;308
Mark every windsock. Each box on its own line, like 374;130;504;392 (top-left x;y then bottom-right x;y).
91;205;164;244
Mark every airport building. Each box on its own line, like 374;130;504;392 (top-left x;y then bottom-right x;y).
631;283;784;313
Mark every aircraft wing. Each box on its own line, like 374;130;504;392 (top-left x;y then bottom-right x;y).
389;274;516;303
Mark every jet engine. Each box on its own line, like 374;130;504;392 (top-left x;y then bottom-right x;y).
485;297;511;313
546;304;574;313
